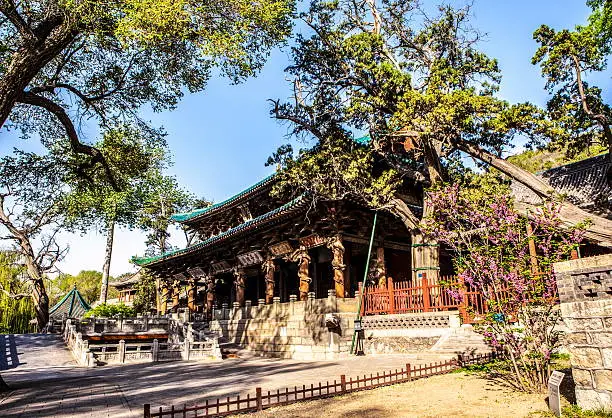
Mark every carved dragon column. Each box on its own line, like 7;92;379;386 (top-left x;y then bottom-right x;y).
171;279;181;312
375;247;387;288
233;268;246;307
159;280;170;315
262;258;277;304
187;277;197;312
327;235;346;298
206;277;216;320
292;246;311;301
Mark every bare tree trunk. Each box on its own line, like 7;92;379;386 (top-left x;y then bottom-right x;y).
456;141;612;247
23;255;49;330
99;220;115;304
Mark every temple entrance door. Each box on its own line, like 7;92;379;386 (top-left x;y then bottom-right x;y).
245;272;261;304
214;272;233;306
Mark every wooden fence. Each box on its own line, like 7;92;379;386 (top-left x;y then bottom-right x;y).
143;352;498;417
360;275;489;324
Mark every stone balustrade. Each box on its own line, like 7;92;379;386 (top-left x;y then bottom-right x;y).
63;318;221;367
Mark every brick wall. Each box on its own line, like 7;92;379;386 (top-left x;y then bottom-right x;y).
555;254;612;410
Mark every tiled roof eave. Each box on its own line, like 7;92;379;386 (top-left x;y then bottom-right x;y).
172;174;277;224
133;195;308;268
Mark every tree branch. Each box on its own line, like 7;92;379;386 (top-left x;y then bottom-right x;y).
0;0;37;44
18;91;120;191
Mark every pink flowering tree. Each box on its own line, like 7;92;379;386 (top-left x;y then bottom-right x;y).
422;181;586;392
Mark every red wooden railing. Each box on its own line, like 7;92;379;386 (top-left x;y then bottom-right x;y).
360;275;489;324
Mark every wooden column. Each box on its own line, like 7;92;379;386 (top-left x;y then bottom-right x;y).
187;278;197;312
234;268;246;307
171;279;180;312
526;222;539;273
291;246;311;301
327;235;346;298
421;273;431;312
375;247;387;288
206;277;215;319
411;232;440;283
262;259;276;304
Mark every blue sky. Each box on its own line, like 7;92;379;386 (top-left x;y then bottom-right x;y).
0;0;601;276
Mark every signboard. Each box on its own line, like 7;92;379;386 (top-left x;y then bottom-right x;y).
173;273;187;281
269;241;293;257
548;371;564;417
187;267;206;278
237;250;264;267
299;234;326;249
210;261;231;274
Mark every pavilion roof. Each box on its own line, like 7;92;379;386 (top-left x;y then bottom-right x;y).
132;194;308;268
172;174;276;224
49;286;91;319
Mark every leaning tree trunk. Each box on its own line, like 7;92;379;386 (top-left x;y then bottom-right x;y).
389;197;440;281
457;141;612;247
99;220;115;304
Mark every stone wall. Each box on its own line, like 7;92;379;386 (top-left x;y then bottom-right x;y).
210;293;466;359
555;254;612;410
210;293;357;360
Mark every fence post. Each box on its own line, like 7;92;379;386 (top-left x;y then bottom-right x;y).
152;339;159;362
421;273;431;312
256;387;263;411
406;363;412;381
184;340;191;361
340;374;346;393
119;339;126;364
144;404;151;418
387;277;395;314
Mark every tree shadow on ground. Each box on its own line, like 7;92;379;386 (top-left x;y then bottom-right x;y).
0;357;342;417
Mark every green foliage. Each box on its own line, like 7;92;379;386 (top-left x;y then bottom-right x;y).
532;0;612;160
84;303;135;318
0;252;35;334
507;144;607;173
49;271;118;306
132;272;157;313
561;405;612;418
269;0;555;213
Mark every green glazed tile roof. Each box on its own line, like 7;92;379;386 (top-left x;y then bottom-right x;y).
172;174;277;223
49;286;91;319
132;194;308;267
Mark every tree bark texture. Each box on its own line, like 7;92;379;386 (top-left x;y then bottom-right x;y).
99;220;115;304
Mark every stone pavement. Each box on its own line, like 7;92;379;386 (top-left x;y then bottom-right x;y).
0;334;76;371
0;349;454;417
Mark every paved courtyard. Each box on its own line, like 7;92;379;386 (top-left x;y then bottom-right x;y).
0;334;454;417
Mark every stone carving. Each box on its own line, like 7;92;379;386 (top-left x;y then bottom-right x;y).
324;313;340;330
262;258;276;304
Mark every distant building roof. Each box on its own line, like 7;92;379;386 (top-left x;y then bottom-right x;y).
49;286;91;319
511;153;611;219
110;270;142;289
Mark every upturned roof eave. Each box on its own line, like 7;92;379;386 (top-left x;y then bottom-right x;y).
171;174;277;224
132;194;308;268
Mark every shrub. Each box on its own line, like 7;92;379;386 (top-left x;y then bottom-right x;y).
84;303;135;318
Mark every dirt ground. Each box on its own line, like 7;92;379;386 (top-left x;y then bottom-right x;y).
241;372;550;418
